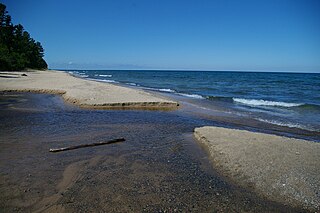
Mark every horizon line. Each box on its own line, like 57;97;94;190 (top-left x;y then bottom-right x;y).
51;68;320;74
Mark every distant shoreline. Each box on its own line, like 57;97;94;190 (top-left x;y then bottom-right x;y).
53;68;320;74
0;70;179;110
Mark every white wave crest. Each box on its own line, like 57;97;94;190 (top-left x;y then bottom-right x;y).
159;88;175;93
126;83;137;86
99;74;112;77
98;79;117;83
256;118;311;130
233;98;303;107
89;78;117;83
177;93;204;99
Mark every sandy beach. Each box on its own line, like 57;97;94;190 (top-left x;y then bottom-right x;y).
1;0;319;211
1;92;304;212
0;70;178;109
194;126;320;211
0;70;318;212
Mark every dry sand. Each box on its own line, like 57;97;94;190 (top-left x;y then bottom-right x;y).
0;70;178;109
194;126;320;211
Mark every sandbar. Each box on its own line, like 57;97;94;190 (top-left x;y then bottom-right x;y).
194;126;320;211
0;70;179;109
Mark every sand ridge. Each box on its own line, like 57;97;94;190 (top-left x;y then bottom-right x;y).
194;126;320;211
0;70;179;109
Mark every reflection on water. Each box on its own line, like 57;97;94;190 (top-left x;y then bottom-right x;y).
0;92;304;212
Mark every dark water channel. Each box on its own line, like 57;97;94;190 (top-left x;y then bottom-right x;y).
0;93;305;212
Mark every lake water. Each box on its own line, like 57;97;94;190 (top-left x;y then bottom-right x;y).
67;70;320;139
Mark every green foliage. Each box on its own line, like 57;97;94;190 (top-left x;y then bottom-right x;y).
0;3;47;70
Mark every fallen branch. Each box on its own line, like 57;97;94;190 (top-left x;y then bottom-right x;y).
49;138;125;153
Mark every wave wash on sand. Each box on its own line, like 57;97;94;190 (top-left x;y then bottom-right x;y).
194;126;320;211
0;70;179;110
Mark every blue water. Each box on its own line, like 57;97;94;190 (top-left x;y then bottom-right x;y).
68;70;320;133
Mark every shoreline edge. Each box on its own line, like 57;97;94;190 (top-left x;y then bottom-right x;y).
0;70;179;110
194;126;320;211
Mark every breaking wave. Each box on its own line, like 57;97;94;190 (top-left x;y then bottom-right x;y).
233;98;303;107
88;78;118;83
177;93;205;99
159;88;175;93
126;82;138;86
256;118;316;131
98;74;112;77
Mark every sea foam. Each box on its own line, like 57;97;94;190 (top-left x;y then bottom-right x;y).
88;78;118;83
177;93;205;99
126;83;138;86
159;88;175;93
256;118;313;131
233;98;303;107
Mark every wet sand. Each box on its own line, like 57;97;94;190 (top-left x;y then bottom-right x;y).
194;126;320;211
0;70;178;109
0;93;305;212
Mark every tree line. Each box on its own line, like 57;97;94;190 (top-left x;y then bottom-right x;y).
0;3;47;70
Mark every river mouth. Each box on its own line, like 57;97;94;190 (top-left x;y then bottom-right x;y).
0;92;305;212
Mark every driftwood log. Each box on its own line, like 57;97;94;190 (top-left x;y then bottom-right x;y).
49;138;125;153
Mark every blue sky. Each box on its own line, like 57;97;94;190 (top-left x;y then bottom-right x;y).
3;0;320;72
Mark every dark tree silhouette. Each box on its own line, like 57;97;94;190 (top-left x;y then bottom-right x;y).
0;3;47;70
